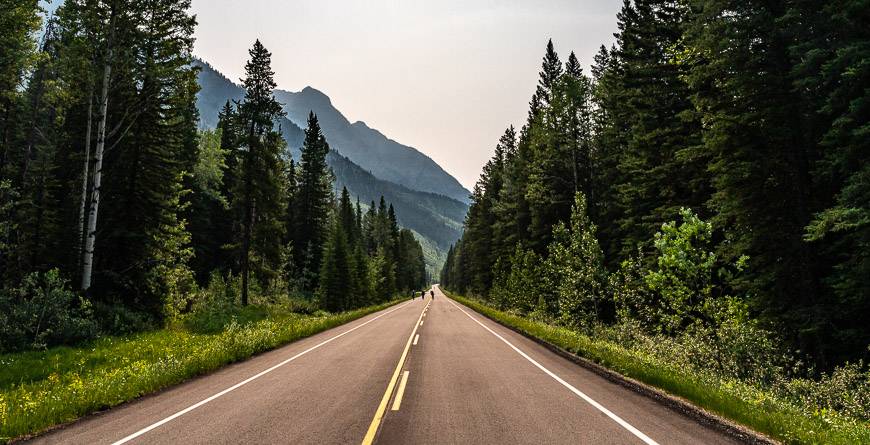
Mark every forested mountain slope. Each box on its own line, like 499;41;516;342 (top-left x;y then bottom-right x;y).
194;59;467;272
273;87;470;204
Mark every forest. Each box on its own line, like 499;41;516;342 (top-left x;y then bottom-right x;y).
0;0;427;353
442;0;868;432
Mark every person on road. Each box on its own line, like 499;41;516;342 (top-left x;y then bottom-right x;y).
430;290;434;299
420;290;425;300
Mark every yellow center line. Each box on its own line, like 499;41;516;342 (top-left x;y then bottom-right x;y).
391;371;410;411
361;300;429;444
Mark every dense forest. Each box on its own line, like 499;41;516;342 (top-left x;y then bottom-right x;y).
443;0;868;371
0;0;426;352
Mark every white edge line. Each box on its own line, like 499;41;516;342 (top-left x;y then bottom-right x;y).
413;334;419;345
111;301;412;445
445;298;660;445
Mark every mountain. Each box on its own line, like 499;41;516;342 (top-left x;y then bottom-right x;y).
193;59;468;273
328;152;466;248
273;88;470;203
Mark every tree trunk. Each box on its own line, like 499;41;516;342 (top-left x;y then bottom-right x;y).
240;118;257;306
1;100;10;173
81;9;115;291
78;88;94;269
241;199;251;306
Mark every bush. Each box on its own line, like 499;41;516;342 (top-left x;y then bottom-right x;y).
91;302;157;336
781;361;870;422
643;208;717;334
0;270;98;352
545;193;607;328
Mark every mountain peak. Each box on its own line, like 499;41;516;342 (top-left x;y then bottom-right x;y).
299;86;332;104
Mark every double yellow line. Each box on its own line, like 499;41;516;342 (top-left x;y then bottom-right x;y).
361;299;430;444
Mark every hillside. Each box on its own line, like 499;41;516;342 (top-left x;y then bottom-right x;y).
273;88;470;203
193;59;467;273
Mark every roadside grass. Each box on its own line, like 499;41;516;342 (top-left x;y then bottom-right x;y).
0;299;402;442
448;293;870;445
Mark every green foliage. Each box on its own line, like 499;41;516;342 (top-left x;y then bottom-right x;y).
545;193;607;327
642;208;717;334
0;270;98;352
490;245;549;316
291;112;333;293
318;213;353;312
230;40;289;305
443;0;870;370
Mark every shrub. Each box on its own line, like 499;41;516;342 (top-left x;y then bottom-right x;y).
494;245;550;316
91;302;157;335
0;270;98;352
643;208;717;334
545;193;607;328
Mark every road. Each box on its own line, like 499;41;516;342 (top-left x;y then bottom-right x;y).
29;286;742;445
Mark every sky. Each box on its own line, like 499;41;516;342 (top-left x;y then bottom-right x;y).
46;0;623;189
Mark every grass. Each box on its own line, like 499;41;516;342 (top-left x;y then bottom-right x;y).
0;299;402;442
447;292;870;445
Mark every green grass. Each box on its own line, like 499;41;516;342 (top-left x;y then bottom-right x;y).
448;293;870;445
0;299;402;442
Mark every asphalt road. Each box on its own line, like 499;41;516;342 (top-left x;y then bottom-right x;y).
29;286;742;445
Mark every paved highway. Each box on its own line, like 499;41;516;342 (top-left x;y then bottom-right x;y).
29;286;741;444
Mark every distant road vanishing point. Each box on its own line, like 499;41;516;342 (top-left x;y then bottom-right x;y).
29;286;744;445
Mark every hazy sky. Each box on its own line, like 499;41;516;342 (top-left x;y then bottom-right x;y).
191;1;622;189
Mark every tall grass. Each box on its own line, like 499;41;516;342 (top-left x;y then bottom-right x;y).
0;299;401;442
449;293;870;445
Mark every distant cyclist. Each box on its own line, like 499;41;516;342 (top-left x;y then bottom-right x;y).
420;290;425;300
430;290;435;299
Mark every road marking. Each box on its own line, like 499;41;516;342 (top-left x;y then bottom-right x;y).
362;301;430;444
391;371;410;411
420;320;424;326
446;298;660;445
110;301;413;445
413;334;419;345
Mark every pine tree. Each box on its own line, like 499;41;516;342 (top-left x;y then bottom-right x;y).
684;0;824;359
319;213;352;312
232;39;287;305
0;0;41;177
589;44;627;265
526;41;565;250
608;0;707;259
789;0;870;363
292;112;332;293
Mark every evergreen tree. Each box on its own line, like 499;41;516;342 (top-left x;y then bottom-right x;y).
292;112;332;293
0;0;41;176
318;213;352;312
231;39;287;305
684;0;825;360
788;0;870;362
609;0;707;258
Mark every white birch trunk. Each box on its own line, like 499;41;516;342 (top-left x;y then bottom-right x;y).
77;88;93;269
81;14;114;291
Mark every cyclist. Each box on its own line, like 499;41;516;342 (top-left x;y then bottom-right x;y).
430;290;435;299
